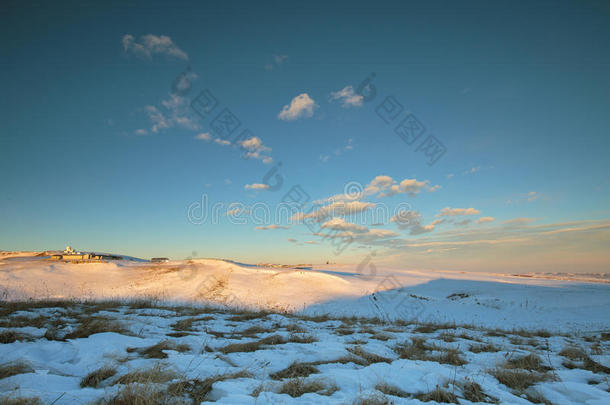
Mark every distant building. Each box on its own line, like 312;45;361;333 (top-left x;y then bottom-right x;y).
151;257;169;263
49;246;122;262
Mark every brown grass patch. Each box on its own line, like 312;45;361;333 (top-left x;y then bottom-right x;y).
171;316;215;332
506;354;550;372
127;340;190;359
168;370;252;404
0;396;43;405
115;364;178;385
80;366;117;388
437;348;467;366
270;362;319;380
219;334;284;354
353;393;393;404
346;346;392;365
461;380;497;403
375;382;409;398
394;337;431;361
491;369;548;390
0;361;33;380
277;377;338;397
469;343;501;353
415;386;458;403
64;317;130;339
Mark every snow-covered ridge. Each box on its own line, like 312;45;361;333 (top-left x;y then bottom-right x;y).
1;253;609;332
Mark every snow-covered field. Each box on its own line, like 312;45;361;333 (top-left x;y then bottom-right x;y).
0;253;609;404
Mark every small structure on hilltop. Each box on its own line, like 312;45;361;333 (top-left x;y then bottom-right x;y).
151;257;169;263
49;246;122;262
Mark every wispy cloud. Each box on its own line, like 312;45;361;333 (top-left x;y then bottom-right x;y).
438;207;480;216
195;132;211;141
475;216;495;224
122;34;188;60
364;175;440;198
255;225;289;230
244;183;270;190
330;85;363;108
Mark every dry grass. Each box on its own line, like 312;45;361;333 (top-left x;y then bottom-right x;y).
375;382;409;398
394;337;431;360
127;340;190;359
80;366;117;388
219;334;284;354
168;370;252;404
559;346;586;360
277;377;338;397
0;361;33;380
115;364;178;385
64;317;130;339
491;369;548;390
437;348;467;366
170;316;214;332
0;331;24;344
104;383;187;405
506;354;550;372
415;386;458;403
346;346;392;365
469;343;501;353
461;380;497;403
270;362;319;380
227;311;269;322
0;396;43;405
524;390;553;405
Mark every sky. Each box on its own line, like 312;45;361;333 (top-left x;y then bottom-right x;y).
1;0;609;272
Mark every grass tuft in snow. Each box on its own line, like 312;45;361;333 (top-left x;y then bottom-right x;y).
461;380;497;403
415;386;459;403
115;364;178;385
219;334;284;353
346;346;393;365
127;340;190;359
65;317;130;339
394;337;431;361
469;342;501;353
0;330;30;344
168;370;252;404
375;382;409;398
490;369;549;390
0;361;33;380
0;396;43;405
277;377;338;397
270;362;319;380
104;383;185;405
80;366;117;388
505;354;550;372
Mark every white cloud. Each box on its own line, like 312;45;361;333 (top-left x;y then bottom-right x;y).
144;93;199;134
321;217;368;233
364;175;440;198
503;217;535;225
135;128;148;136
215;138;231;146
255;225;289;230
195;132;211;141
330;85;363;108
390;210;437;235
277;93;317;121
122;34;188;60
438;207;480;216
476;216;495;224
292;200;375;223
245;183;270;190
238;136;273;163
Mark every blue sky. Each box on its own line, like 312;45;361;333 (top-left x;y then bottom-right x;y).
2;0;609;272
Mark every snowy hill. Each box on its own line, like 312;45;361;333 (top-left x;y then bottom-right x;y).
1;253;608;332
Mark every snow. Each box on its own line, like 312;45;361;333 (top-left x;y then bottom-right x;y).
0;253;609;404
1;255;609;332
